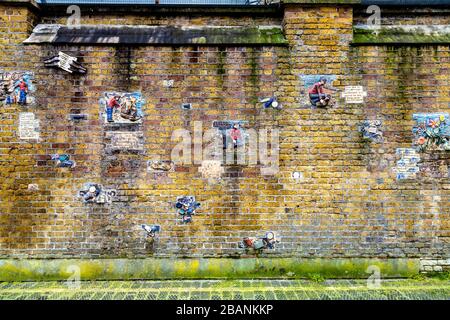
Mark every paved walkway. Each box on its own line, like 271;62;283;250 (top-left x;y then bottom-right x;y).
0;279;449;300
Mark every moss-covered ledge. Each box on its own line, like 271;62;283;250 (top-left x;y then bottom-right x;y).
24;24;288;46
0;258;419;281
353;25;450;45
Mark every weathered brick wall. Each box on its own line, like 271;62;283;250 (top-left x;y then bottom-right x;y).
346;45;450;262
0;3;448;260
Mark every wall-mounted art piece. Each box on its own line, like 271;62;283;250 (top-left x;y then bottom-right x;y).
1;71;35;106
359;120;383;142
394;148;421;180
181;103;192;110
213;120;248;149
162;79;174;88
100;92;144;124
292;171;303;181
238;232;279;250
260;96;282;110
105;131;145;154
341;86;367;104
18;112;39;140
27;184;39;191
51;154;76;168
199;160;224;180
413;113;450;152
147;160;175;172
176;196;201;224
300;75;338;108
78;183;116;204
44;52;86;74
69;113;88;121
420;159;450;179
147;161;173;183
141;224;161;238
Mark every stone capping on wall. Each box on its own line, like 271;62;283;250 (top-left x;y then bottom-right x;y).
361;0;450;5
353;25;450;45
1;0;40;9
0;258;420;281
24;24;288;46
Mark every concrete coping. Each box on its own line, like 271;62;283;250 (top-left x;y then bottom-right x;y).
24;24;288;46
353;24;450;45
0;0;40;11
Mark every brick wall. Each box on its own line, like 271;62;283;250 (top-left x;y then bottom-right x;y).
0;2;449;261
345;45;450;260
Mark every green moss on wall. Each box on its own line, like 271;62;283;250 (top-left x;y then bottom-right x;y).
0;258;420;282
353;26;450;45
248;47;260;106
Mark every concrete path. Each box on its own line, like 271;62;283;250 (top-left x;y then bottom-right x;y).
0;279;449;300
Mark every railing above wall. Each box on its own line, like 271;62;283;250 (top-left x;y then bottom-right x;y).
361;0;450;5
35;0;450;5
36;0;281;5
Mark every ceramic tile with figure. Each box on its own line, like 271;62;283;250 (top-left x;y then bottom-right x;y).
0;71;35;106
300;75;338;108
213;120;248;149
78;183;116;204
100;92;144;124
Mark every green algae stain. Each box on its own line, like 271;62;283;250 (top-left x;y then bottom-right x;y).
247;47;260;106
353;26;450;44
0;258;421;282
